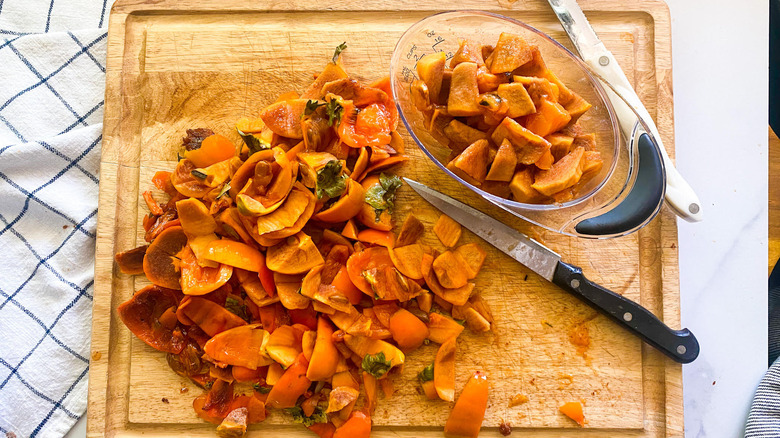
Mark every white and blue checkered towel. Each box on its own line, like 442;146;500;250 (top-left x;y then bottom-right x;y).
0;1;113;437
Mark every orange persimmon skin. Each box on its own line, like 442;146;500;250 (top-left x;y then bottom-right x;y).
331;266;363;305
117;285;185;354
345;246;395;296
289;304;318;330
363;372;378;415
177;296;246;337
388;308;429;351
204;240;266;272
143;226;188;290
356;155;408;181
152;170;177;196
434;337;457;401
333;410;372;438
258;261;276;297
266;353;311;409
356;229;395;248
193;379;234;424
314;178;365;223
179;245;233;296
308;422;337;438
306;317;340;381
338;101;393;148
427;312;465;344
229;395;267;424
559;401;585;426
203;324;269;370
341;219;359;240
185;134;236;168
232;365;266;383
444;371;489;438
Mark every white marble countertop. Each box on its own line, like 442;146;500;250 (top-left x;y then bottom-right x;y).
65;0;769;436
672;0;768;436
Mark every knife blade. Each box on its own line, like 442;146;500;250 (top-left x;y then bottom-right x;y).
404;178;699;363
547;0;704;223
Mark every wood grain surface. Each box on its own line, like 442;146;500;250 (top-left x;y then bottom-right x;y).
87;0;683;437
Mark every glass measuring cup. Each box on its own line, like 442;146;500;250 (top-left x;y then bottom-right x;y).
390;11;666;238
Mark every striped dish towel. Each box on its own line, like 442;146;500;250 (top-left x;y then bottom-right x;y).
0;1;113;437
745;283;780;436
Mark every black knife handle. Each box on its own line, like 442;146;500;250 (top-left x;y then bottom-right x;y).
552;261;699;363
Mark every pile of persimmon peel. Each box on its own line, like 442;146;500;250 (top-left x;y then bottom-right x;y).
115;46;494;438
412;32;604;204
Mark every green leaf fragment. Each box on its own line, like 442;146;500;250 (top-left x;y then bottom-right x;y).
418;362;435;382
362;351;392;378
332;42;347;63
316;160;348;199
225;296;249;322
304;99;326;117
325;99;344;127
253;382;271;393
237;127;271;155
216;181;231;200
285;406;328;427
364;173;403;221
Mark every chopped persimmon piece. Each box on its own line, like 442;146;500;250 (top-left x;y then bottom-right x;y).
341;218;359;240
259;99;308;139
395;214;424;247
559;401;586;426
266;232;324;275
546;133;574;162
389;243;427;280
447;139;490;185
525;98;572;137
564;91;592;123
177;198;218;236
450;39;485;68
117;285;185;353
416;51;447;105
532;146;585;196
427;312;465;344
489;32;533;74
496;82;536;118
514;75;560;106
535;149;555;171
491;117;551;165
582;150;604;175
388;308;429;351
442;120;489;149
476;68;509;94
114;245;148;275
448;62;482;117
454;243;487;279
463;307;491;332
433;214;462;248
510;168;545;204
444;371;489;438
432;251;469;289
143;226;188;290
356;229;395;248
434;337;456;401
485;139;517;182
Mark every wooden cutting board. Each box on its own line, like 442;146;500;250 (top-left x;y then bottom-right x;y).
88;0;683;436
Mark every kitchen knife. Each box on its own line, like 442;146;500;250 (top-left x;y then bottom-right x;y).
404;178;699;363
547;0;703;223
